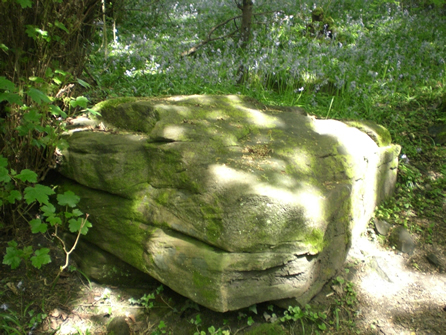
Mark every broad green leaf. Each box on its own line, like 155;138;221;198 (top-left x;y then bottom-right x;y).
68;217;82;233
6;190;22;204
86;108;101;116
24;184;55;205
69;218;92;235
0;167;11;183
55;69;69;76
41;203;56;216
55;20;69;33
0;76;15;91
29;76;44;83
23;109;42;123
53;77;62;85
16;169;38;183
31;248;51;269
16;0;33;9
23;245;33;259
0;43;9;52
26;88;51;104
45;67;53;78
46;215;62;226
0;155;8;168
0;92;23;105
49;104;67;118
57;191;80;207
29;218;47;234
72;208;83;217
76;78;91;88
3;241;22;269
69;96;88;108
7;240;18;248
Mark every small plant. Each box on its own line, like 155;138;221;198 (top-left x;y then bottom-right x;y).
2;187;92;272
128;285;164;310
280;305;327;333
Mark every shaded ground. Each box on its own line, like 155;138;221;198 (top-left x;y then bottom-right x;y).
1;206;445;334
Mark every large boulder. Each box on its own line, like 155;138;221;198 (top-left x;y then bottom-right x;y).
58;95;400;312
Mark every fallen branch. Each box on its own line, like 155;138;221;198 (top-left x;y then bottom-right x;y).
181;15;241;57
180;9;284;57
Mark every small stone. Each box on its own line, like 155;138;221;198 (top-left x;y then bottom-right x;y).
426;253;441;267
368;256;393;283
389;227;415;255
428;123;446;145
374;218;391;236
107;316;130;335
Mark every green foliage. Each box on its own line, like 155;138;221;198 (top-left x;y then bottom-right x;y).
333;277;358;308
0;295;47;334
191;313;230;335
128;285;164;310
280;305;327;333
2;186;92;270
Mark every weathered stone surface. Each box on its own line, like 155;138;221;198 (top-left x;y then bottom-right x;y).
389;227;415;255
375;218;392;236
59;95;400;312
64;234;158;286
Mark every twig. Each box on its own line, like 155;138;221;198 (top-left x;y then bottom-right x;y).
181;15;241;57
50;214;89;293
159;295;175;310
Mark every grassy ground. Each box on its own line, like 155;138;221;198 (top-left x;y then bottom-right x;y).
85;0;446;238
1;0;446;333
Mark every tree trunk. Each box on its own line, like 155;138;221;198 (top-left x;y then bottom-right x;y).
237;0;253;85
239;0;253;49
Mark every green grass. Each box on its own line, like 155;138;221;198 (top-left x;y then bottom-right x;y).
85;0;446;240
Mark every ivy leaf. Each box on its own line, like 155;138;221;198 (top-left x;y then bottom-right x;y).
54;20;69;33
0;167;11;183
46;215;62;226
26;88;51;104
6;190;22;204
29;218;48;234
2;241;23;269
69;218;92;235
0;76;15;91
71;208;83;217
249;304;258;314
16;0;33;9
16;169;38;183
31;248;51;269
57;191;80;207
24;184;55;205
41;203;56;216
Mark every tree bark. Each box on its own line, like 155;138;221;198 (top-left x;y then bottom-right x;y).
239;0;253;49
237;0;253;84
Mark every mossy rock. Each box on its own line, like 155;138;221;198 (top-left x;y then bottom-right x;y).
59;95;400;312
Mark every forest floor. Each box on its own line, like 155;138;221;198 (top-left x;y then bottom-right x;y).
1;199;445;335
